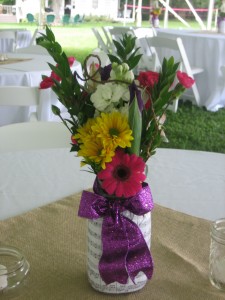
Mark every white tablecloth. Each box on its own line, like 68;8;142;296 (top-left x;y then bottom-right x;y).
155;28;225;111
0;29;32;52
0;53;82;125
0;148;224;221
16;29;32;49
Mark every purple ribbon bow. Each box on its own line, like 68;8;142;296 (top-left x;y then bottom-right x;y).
78;180;154;285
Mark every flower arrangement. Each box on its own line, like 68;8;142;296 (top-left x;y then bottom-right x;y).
150;0;161;18
151;8;161;18
38;27;194;198
38;27;194;290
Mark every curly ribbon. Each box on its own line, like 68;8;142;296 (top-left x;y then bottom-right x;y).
78;180;154;285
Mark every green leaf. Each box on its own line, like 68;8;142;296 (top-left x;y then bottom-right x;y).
128;54;142;70
113;39;126;59
46;26;55;42
52;105;61;115
107;54;122;64
128;97;142;155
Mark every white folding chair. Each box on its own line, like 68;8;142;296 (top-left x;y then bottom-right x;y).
107;26;133;42
0;121;71;153
107;26;134;54
102;26;114;50
15;44;49;55
0;86;40;122
144;36;204;111
132;27;157;39
131;28;157;74
29;28;45;46
0;120;76;220
92;28;109;53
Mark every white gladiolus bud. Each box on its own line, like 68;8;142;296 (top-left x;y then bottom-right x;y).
124;70;134;83
122;63;129;72
110;63;134;83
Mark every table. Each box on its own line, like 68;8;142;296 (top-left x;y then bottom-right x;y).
155;28;225;112
1;189;225;299
0;29;32;52
0;148;225;299
16;30;32;49
0;53;82;125
0;148;224;221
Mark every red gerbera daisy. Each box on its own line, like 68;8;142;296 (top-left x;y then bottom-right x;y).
97;149;146;198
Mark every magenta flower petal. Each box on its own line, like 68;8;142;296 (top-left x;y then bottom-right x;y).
97;149;146;198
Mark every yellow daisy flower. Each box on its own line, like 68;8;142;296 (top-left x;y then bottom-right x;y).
78;138;115;169
74;118;96;144
92;112;133;149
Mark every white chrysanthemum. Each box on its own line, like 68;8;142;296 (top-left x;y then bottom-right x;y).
118;103;129;116
121;89;130;102
111;84;129;102
90;83;113;111
91;83;129;112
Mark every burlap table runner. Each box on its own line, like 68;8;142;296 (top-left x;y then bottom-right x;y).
0;58;32;65
0;192;224;300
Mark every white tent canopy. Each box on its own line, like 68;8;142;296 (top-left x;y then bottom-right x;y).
160;0;215;30
124;0;215;30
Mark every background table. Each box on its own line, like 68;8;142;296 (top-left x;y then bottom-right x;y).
16;29;32;49
156;28;225;112
0;29;32;52
0;148;224;221
0;53;82;125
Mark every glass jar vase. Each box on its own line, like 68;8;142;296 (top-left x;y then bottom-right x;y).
87;210;152;293
209;219;225;291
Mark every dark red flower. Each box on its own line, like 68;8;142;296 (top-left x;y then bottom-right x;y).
137;71;159;88
145;99;151;110
177;71;195;88
39;77;54;89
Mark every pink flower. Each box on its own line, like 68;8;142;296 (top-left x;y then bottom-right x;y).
39;77;54;89
39;57;75;89
137;71;159;88
177;71;195;88
50;71;61;82
97;149;146;198
71;135;78;145
68;56;75;67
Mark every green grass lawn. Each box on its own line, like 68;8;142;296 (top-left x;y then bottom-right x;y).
163;101;225;153
0;20;224;153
